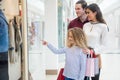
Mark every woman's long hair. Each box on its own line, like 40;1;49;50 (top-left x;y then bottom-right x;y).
85;3;106;24
67;27;88;49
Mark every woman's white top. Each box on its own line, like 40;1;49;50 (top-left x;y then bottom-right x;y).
83;22;109;54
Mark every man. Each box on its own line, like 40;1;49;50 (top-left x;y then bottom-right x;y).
68;0;88;29
0;0;9;80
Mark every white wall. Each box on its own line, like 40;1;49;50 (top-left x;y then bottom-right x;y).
103;2;120;53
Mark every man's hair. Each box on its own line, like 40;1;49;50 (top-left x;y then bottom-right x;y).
0;0;2;2
76;0;87;9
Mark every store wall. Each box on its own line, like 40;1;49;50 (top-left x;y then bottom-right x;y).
103;2;120;53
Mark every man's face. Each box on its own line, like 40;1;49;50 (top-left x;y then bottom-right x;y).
75;4;84;17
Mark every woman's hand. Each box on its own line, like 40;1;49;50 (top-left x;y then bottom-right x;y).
41;40;48;45
82;48;90;54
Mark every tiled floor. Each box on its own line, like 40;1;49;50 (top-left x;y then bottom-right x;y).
46;54;120;80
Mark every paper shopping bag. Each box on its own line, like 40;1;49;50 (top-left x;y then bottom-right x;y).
57;68;65;80
86;47;99;76
94;57;99;75
85;57;95;77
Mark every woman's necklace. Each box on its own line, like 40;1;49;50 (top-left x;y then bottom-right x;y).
90;21;99;32
90;25;93;32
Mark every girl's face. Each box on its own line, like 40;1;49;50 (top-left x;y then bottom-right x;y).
68;31;75;45
85;8;97;22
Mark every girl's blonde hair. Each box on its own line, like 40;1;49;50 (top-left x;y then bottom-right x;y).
67;27;88;49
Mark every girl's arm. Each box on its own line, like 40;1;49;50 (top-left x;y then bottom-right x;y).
42;40;66;54
47;44;66;54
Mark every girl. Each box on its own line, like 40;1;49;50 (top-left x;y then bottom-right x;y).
83;3;109;80
42;27;88;80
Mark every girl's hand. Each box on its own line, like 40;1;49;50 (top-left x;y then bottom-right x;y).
82;48;90;54
41;40;48;45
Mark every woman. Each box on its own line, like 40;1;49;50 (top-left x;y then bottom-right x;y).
83;3;109;80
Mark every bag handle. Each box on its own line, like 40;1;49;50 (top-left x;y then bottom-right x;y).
87;47;96;58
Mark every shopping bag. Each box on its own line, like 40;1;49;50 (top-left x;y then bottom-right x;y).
57;68;65;80
94;57;99;75
88;47;99;75
90;48;99;75
85;55;95;77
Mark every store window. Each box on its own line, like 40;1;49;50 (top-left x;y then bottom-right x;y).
26;0;45;80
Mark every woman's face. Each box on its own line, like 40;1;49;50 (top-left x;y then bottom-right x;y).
68;31;75;44
85;8;97;22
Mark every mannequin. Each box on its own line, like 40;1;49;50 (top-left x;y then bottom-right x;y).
1;0;19;16
0;0;9;80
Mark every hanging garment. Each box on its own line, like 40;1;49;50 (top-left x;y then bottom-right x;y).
8;19;16;63
0;10;9;53
1;0;19;15
0;9;9;80
13;16;22;52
